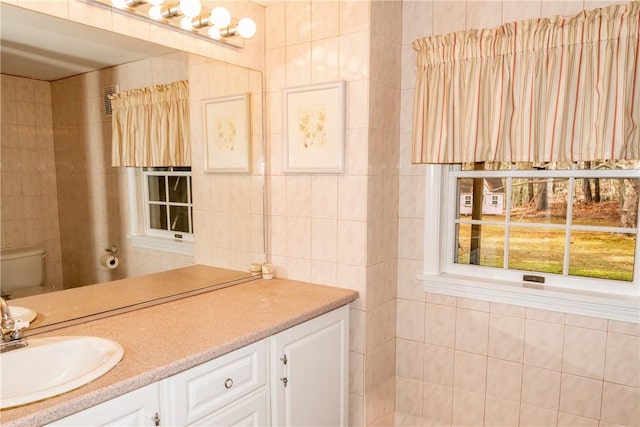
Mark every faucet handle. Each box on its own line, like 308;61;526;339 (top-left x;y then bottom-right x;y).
9;319;29;340
12;319;29;330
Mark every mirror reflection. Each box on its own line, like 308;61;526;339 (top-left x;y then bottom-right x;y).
0;3;265;329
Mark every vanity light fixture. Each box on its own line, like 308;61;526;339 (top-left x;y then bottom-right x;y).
96;0;257;48
216;17;257;39
148;3;180;21
181;5;230;31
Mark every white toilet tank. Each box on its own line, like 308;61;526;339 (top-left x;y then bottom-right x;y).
0;246;46;298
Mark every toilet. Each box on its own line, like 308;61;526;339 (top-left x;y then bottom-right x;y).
0;246;54;299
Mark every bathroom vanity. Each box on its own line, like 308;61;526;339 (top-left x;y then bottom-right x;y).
48;307;348;426
0;268;358;427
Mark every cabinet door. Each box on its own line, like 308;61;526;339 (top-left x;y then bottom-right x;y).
270;305;349;427
46;383;160;427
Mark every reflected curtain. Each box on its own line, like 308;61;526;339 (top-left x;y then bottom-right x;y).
110;80;191;167
412;2;640;164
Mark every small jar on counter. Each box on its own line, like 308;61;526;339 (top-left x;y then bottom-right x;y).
262;263;273;279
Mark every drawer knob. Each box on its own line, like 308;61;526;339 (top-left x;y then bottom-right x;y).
224;378;234;389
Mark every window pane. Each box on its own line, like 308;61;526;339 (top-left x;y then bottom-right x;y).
455;223;504;267
573;178;636;227
147;176;166;202
456;178;506;220
168;176;189;203
149;204;167;230
510;178;568;225
169;206;190;233
508;227;564;274
569;231;635;282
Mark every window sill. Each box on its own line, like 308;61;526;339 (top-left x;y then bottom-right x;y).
129;235;194;257
418;273;639;323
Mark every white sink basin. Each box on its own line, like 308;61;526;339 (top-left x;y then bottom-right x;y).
8;305;37;323
0;336;124;409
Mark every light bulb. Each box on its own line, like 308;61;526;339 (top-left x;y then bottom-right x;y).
208;26;221;39
209;6;231;28
237;17;256;39
149;5;165;20
180;16;194;30
111;0;128;8
147;0;165;5
178;0;201;18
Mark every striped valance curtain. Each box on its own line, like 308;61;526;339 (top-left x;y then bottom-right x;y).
110;80;191;167
412;2;640;164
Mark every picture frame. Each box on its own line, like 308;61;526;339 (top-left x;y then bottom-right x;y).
283;81;345;174
203;93;250;173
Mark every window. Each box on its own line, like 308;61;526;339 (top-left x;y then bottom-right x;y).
420;162;640;322
126;167;194;256
142;167;193;241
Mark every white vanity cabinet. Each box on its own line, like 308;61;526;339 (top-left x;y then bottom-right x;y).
45;305;349;427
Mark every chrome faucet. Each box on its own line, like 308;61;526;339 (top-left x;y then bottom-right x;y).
1;297;29;353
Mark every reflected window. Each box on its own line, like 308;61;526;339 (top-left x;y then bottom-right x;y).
143;167;193;240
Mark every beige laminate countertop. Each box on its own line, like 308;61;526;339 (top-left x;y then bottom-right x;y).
10;265;254;330
0;275;358;427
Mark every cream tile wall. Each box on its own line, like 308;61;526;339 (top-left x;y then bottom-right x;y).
264;1;401;425
188;54;265;270
0;74;64;288
397;295;640;426
398;1;640;426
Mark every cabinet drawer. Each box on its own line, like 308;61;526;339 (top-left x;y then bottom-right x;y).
166;339;266;425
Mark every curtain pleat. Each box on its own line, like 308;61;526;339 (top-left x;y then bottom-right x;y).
412;2;640;164
110;80;190;167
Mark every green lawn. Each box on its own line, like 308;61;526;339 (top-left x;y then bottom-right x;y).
457;219;635;282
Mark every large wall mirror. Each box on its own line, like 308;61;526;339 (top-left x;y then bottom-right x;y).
0;3;265;330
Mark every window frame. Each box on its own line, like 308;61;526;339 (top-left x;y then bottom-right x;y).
126;168;194;256
419;165;640;323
